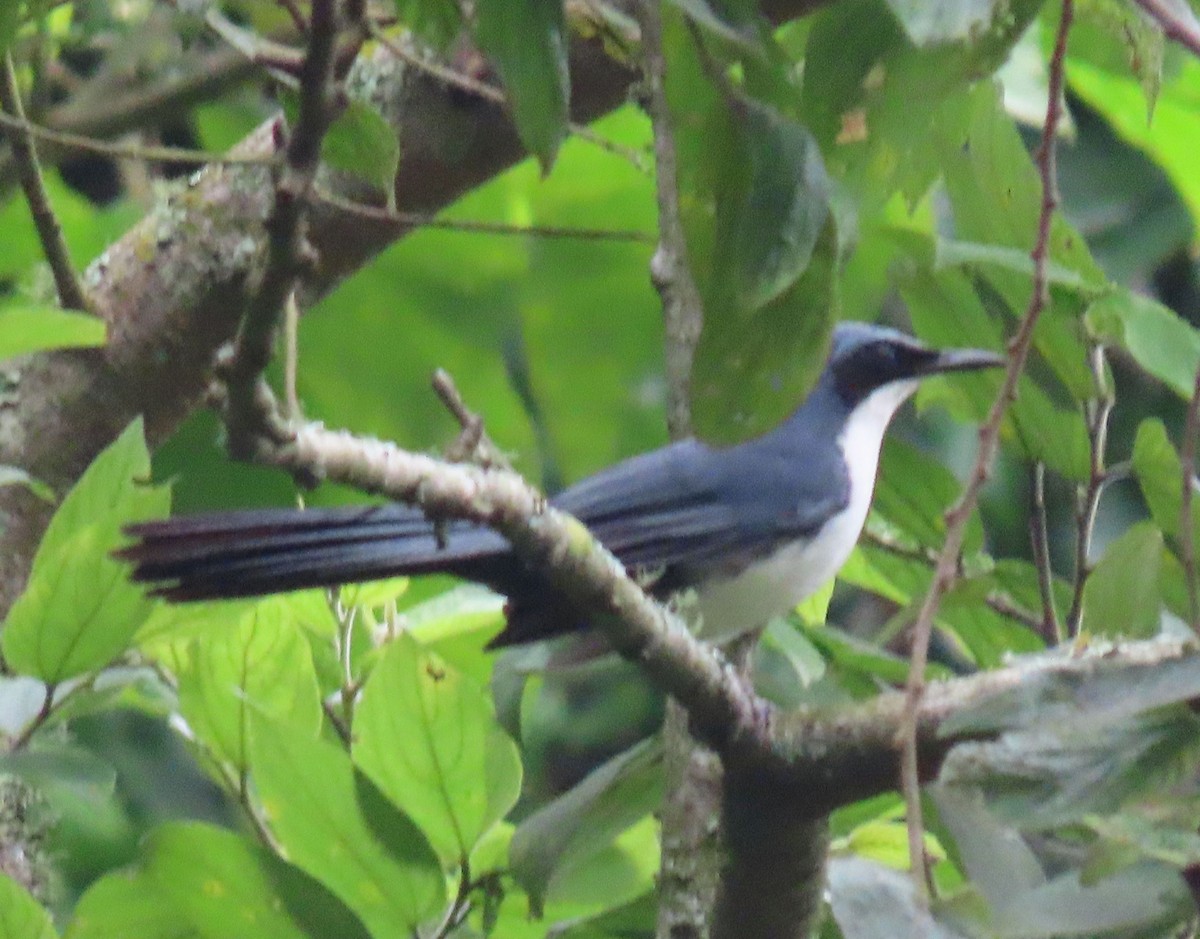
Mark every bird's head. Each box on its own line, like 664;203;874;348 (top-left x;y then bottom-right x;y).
827;322;1005;410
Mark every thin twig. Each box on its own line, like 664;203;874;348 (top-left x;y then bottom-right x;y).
222;0;342;450
1065;344;1113;637
897;0;1075;902
0;111;278;166
863;529;1045;633
1029;461;1062;644
0;53;89;311
1133;0;1200;57
431;368;511;470
315;188;653;242
1180;363;1200;633
639;1;704;440
283;292;301;422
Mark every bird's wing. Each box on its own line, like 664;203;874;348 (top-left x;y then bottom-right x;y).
553;438;844;573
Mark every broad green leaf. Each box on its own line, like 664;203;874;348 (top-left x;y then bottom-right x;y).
933;238;1098;294
1068;0;1165;113
541;814;659;911
475;0;569;172
3;419;169;683
0;305;105;359
66;822;370;939
353;634;521;865
393;0;462;47
762;619;826;689
876;438;984;552
710;100;831;313
1132;418;1196;542
1087;813;1200;868
248;714;445;936
510;736;663;912
0;874;55;939
1086;289;1200;400
177;599;322;775
1082;522;1164;638
323;99;401;199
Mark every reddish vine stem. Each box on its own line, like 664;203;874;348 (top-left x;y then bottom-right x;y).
897;0;1075;901
1179;364;1200;633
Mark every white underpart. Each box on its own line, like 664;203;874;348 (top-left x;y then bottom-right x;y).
697;379;920;639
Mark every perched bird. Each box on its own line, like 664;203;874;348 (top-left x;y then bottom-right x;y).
121;322;1003;646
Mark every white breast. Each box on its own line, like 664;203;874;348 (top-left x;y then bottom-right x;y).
696;380;918;640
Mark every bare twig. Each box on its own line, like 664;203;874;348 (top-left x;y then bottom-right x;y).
0;53;89;311
315;189;653;242
431;369;511;470
1133;0;1200;58
1180;363;1200;633
283;292;302;421
222;0;342;450
1065;344;1113;637
0;111;278;166
897;0;1075;901
1029;461;1062;644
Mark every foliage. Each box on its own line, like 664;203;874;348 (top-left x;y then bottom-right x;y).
1;0;1200;937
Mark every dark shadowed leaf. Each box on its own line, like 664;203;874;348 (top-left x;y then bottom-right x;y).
510;736;663;912
393;0;463;48
323;99;401;198
474;0;569;172
3;419;169;683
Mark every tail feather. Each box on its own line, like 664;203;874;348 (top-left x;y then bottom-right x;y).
119;504;511;601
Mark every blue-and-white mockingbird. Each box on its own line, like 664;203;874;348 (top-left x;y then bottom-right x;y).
122;322;1004;645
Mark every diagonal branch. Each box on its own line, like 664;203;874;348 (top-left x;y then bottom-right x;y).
0;52;88;312
896;0;1076;900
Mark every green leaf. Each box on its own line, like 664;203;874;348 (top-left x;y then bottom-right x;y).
0;304;106;359
1087;813;1200;868
353;634;521;865
248;714;445;936
177;599;322;775
711;100;831;312
3;419;169;683
474;0;569;172
0;3;22;59
0;874;55;939
1132;418;1191;540
510;736;663;913
1082;522;1164;638
393;0;463;47
66;822;370;939
1086;289;1200;400
323;99;401;199
1069;0;1165;114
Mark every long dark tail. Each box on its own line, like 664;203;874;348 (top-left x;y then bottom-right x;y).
119;504;512;601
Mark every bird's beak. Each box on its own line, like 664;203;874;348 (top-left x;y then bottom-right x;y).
919;347;1007;376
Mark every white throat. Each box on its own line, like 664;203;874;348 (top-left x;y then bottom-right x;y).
696;379;918;639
